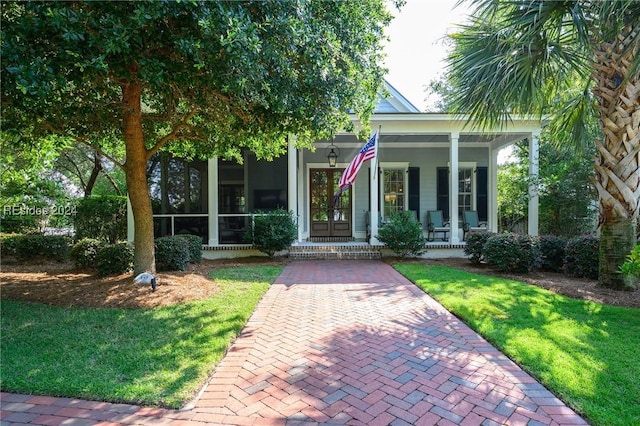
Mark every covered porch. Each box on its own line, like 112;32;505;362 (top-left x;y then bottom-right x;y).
128;113;543;258
294;113;541;245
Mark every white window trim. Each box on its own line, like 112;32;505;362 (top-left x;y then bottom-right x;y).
380;162;409;220
449;161;477;212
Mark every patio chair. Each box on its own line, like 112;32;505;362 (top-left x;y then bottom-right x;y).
409;210;420;224
426;210;450;241
462;210;487;241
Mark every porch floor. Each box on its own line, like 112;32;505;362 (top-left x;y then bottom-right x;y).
202;241;467;260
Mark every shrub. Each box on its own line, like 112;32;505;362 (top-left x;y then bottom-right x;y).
564;235;599;279
74;196;127;243
620;244;640;290
484;233;535;273
8;234;71;261
176;234;203;263
376;210;426;258
246;209;297;257
536;235;568;272
70;238;105;269
96;243;133;276
0;233;19;257
155;236;191;271
463;232;495;264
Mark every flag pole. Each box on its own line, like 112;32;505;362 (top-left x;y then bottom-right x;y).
372;125;381;180
369;125;381;244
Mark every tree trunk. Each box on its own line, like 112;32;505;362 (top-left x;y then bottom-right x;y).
600;218;636;289
84;152;103;197
592;26;639;289
102;170;123;196
122;81;156;275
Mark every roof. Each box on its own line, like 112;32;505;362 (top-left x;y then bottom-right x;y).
374;80;421;113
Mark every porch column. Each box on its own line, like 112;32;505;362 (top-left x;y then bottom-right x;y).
528;132;540;236
297;146;304;241
450;133;460;243
370;161;381;245
287;135;300;243
127;197;134;243
208;157;219;245
489;147;499;233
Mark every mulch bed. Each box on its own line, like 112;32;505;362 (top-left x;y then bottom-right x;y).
1;256;638;309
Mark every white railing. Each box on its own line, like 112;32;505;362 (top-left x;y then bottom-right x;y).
154;212;297;245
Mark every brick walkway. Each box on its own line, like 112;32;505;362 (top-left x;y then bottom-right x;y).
1;260;587;425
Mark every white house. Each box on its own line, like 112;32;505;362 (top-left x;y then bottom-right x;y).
128;81;543;258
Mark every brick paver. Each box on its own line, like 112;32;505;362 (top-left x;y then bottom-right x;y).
1;260;588;425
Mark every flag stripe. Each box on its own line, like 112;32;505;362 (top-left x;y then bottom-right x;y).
338;132;378;190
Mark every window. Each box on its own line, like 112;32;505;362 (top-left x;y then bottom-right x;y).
437;163;488;224
147;154;207;214
218;158;248;244
381;163;408;219
147;153;208;242
458;167;473;220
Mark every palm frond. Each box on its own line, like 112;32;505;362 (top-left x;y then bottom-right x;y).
448;0;596;130
545;81;600;152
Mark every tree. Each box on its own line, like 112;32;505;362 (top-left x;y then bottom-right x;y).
55;145;125;197
538;142;598;237
498;139;597;237
497;152;528;233
1;1;397;274
447;0;639;289
0;133;71;233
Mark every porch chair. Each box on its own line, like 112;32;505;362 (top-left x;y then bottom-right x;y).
462;210;487;241
426;210;450;241
408;210;420;225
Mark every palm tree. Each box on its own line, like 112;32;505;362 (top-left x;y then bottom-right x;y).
447;0;639;289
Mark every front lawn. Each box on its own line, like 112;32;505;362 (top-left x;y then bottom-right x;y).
395;264;640;426
0;266;281;409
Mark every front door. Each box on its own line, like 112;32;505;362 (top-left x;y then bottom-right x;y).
310;169;352;237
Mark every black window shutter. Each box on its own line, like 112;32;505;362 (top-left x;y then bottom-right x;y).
476;166;488;222
408;167;420;219
436;167;449;220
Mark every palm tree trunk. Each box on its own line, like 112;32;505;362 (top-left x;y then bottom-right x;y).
592;26;639;290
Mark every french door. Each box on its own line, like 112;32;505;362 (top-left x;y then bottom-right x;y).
310;169;352;237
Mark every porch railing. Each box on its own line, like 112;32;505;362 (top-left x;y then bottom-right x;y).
153;212;296;245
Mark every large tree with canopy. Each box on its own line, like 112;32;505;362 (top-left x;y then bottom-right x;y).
1;0;398;274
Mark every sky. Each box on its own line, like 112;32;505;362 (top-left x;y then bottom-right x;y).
383;0;473;111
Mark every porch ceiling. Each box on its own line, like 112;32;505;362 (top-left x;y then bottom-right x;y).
331;132;529;148
338;112;543;150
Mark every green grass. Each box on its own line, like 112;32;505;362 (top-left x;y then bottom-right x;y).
0;265;282;409
394;264;640;426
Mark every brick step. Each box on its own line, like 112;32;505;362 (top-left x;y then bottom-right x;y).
289;244;382;260
307;236;354;243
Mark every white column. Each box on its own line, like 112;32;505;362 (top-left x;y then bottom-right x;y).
297;148;305;241
208;157;218;245
369;162;381;245
489;147;499;233
127;196;134;243
450;133;460;243
287;136;300;243
528;132;540;236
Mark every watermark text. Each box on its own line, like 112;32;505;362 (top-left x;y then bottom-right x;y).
3;204;77;216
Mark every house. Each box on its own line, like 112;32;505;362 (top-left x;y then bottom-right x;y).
128;81;543;258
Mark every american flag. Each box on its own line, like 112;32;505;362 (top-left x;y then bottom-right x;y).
338;131;378;191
